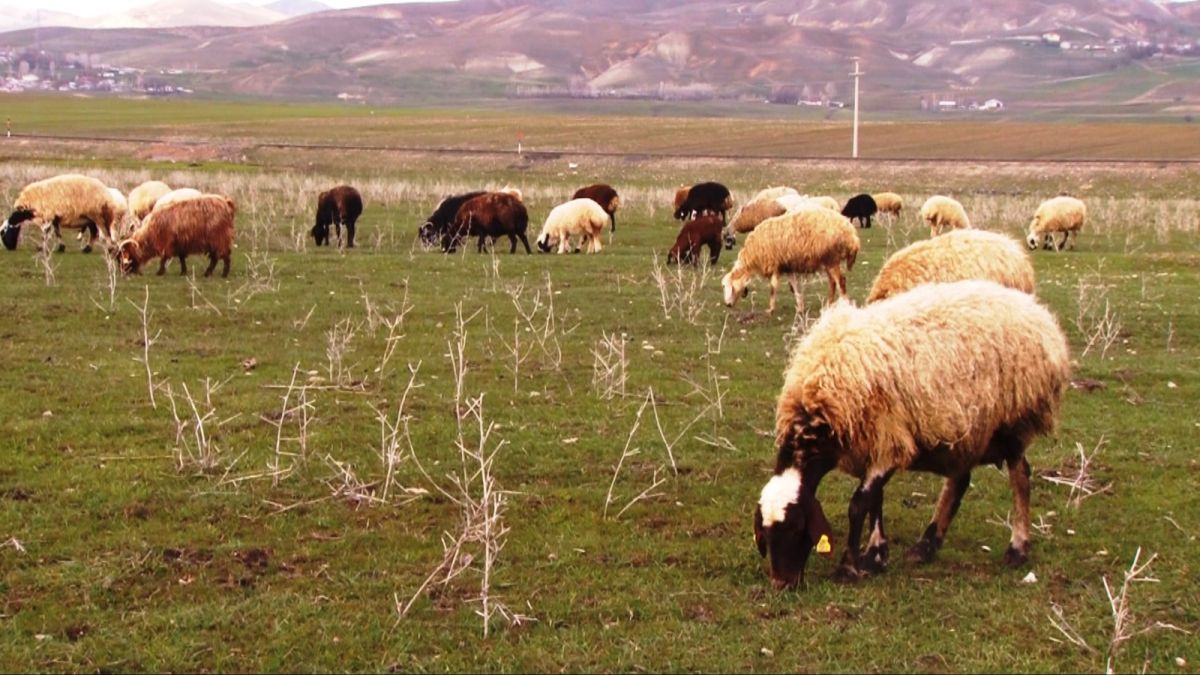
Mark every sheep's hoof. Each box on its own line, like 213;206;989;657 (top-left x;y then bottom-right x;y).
55;243;66;253
81;245;92;254
905;538;938;565
1003;544;1030;568
832;563;864;584
860;543;889;574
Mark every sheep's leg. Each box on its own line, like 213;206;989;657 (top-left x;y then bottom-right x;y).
860;483;891;575
835;471;892;582
907;472;972;564
52;220;66;253
204;253;218;277
81;220;97;253
178;255;188;276
824;268;840;304
221;255;231;278
1004;456;1033;567
156;256;169;276
507;233;518;254
787;274;804;312
517;232;532;254
767;273;781;314
346;219;356;249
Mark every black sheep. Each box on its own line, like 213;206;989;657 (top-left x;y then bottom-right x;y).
841;193;878;229
419;191;486;246
667;214;723;265
312;185;364;247
674;181;733;222
444;192;531;254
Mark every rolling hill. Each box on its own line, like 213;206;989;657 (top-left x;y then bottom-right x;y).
3;0;1200;111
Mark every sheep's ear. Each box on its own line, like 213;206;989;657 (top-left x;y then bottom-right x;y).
753;506;767;558
800;486;833;556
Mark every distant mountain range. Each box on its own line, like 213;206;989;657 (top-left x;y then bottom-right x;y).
4;0;1200;111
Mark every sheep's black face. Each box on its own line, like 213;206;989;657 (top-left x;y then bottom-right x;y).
418;222;438;246
536;237;553;253
755;469;833;590
312;222;329;247
2;209;34;251
723;231;737;250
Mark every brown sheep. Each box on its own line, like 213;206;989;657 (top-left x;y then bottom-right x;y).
444;192;531;254
667;214;723;265
312;185;364;248
116;194;236;278
572;184;621;233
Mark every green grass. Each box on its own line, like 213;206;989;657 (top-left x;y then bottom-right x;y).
0;106;1198;672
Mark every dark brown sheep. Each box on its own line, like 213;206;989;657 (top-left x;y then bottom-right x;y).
675;181;734;223
312;185;364;248
443;192;531;254
572;184;621;233
116;194;235;277
667;214;723;265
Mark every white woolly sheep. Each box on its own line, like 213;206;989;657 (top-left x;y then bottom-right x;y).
754;280;1070;589
873;192;903;217
750;186;799;203
806;196;841;212
117;194;236;278
128;181;172;222
1;174;116;253
155;188;203;212
920;195;971;237
536;198;610;254
867;229;1035;302
721;206;859;314
1027;196;1085;251
105;188;130;239
729;197;787;234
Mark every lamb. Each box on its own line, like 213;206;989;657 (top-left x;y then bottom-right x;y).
536;198;610;254
753;280;1070;589
920;195;971;237
116;194;236;278
444;192;531;254
128;181;172;222
867;229;1035;303
419;191;486;246
873;192;903;217
841;193;878;228
1027;196;1085;251
311;185;364;248
1;174;115;253
572;184;621;233
721;207;859;314
675;181;734;222
667;214;723;265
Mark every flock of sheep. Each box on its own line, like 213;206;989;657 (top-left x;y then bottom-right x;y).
1;170;1089;590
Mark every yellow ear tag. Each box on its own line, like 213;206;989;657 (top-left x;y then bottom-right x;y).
816;534;832;554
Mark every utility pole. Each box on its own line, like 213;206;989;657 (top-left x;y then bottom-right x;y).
851;58;863;159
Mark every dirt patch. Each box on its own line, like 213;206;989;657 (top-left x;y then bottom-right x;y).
134;142;235;164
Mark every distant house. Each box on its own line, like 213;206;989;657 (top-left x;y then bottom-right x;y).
938;100;958;110
1042;32;1062;45
981;99;1004;111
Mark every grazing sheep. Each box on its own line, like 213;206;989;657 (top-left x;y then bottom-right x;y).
445;192;531;254
675;181;734;222
920;195;971;237
841;193;878;228
729;197;787;235
867;229;1035;303
116;194;236;278
754;280;1070;589
128;181;172;222
667;214;723;265
873;192;903;217
1;174;115;253
105;188;130;239
419;191;486;246
572;183;621;233
672;185;690;215
808;196;841;212
536;198;610;254
721;207;859;314
1027;196;1085;251
312;185;364;248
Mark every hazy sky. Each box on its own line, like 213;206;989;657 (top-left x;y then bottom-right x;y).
23;0;454;17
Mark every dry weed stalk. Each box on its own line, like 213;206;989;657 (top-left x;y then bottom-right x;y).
376;283;414;382
325;316;362;389
650;252;714;324
374;362;424;503
508;273;570;372
1041;437;1113;508
591;331;628;400
228;249;280;306
263;363;317;486
32;235;58;287
164;378;229;473
185;272;223;315
130;286;161;409
1075;271;1123;360
1102;548;1190;674
497;317;534;393
321;454;383;507
96;248;120;311
395;394;530;636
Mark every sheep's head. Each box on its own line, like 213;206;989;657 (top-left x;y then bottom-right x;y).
115;240;142;274
721;263;750;307
311;222;329;247
754;467;833;590
418;221;438;246
1;208;35;251
722;227;737;250
536;231;555;253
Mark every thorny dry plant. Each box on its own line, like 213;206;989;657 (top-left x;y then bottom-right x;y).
262;363;317;486
1041;437;1113;509
591;331;628;400
130;285;162;409
164;377;235;474
650;252;715;325
33;235;58;287
325;316;362;390
1075;268;1123;360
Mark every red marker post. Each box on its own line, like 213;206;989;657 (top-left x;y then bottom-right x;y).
516;130;524;156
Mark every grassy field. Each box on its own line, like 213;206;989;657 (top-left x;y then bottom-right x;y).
0;101;1198;672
